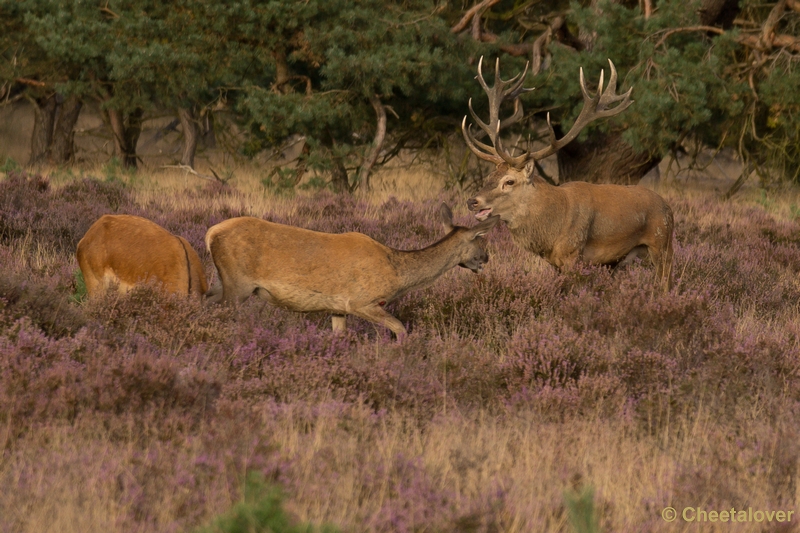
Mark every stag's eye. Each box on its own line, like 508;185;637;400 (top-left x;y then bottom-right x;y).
504;180;515;187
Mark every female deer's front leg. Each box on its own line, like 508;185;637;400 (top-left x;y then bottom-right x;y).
352;303;407;339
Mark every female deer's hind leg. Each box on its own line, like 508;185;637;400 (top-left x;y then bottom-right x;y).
331;315;347;332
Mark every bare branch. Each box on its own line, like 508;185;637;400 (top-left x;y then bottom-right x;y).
643;0;653;19
0;93;25;108
15;77;48;88
654;26;724;48
100;1;120;19
759;0;786;49
162;164;217;182
654;22;800;53
451;0;501;33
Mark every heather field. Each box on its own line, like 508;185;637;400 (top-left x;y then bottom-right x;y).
1;166;800;533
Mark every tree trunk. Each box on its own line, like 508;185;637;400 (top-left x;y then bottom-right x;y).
330;157;350;193
107;107;143;168
358;95;387;191
29;94;57;166
698;0;740;28
49;95;83;164
178;107;199;167
556;130;659;185
202;112;217;149
123;108;143;168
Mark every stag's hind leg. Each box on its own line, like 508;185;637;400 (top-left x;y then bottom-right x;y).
654;238;674;292
643;236;673;292
649;207;674;292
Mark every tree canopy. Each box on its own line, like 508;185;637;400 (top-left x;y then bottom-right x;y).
1;0;799;189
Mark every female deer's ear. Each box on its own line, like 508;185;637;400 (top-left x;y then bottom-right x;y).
440;202;455;232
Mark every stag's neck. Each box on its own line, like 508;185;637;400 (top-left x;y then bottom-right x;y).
511;181;568;255
389;232;462;296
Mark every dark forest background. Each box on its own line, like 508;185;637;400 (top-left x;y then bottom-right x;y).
2;0;799;193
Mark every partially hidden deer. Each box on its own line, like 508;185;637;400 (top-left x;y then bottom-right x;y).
77;214;208;298
204;204;499;337
462;57;674;291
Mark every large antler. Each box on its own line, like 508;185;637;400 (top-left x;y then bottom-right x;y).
461;56;533;166
530;59;633;161
462;58;634;168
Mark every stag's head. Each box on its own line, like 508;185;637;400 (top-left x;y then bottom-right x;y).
463;57;633;222
439;203;499;272
466;161;538;223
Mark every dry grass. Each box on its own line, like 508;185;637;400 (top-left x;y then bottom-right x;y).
1;406;791;533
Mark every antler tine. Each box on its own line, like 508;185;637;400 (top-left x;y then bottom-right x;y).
494;130;529;168
501;60;533;99
463;117;498;154
462;56;536;168
596;60;634;115
467;97;492;138
499;98;524;129
461;117;504;164
475;56;491;93
596;69;605;100
528;58;633;162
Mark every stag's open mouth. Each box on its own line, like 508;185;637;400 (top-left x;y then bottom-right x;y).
474;208;493;221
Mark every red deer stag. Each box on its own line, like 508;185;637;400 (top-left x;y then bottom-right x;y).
204;204;499;337
77;214;208;298
463;57;674;291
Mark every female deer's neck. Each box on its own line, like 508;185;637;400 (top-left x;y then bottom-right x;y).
389;232;462;293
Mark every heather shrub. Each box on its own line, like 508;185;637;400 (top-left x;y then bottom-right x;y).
506;320;600;388
0;271;86;338
2;171;800;533
397;265;562;340
0;319;222;439
85;284;234;351
0;172;135;254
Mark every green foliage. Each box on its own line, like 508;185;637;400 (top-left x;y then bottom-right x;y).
0;157;21;174
4;0;800;184
101;157;131;184
234;0;481;188
522;0;747;159
261;167;299;196
70;270;87;304
196;473;338;533
564;484;600;533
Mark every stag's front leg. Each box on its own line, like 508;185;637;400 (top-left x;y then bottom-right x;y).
549;242;581;270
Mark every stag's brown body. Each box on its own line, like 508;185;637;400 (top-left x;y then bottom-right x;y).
204;205;498;336
469;164;674;288
462;57;674;290
77;214;208;298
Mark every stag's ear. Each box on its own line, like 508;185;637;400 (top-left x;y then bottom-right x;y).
470;215;500;239
524;160;537;184
440;203;455;232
